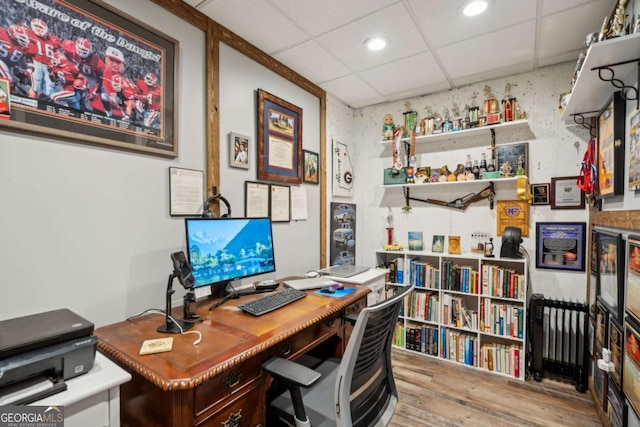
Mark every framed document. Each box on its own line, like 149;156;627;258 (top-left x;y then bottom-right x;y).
550;176;585;209
244;181;269;218
535;222;586;272
496;200;529;237
270;184;291;222
627;236;640;324
168;167;204;216
258;89;302;184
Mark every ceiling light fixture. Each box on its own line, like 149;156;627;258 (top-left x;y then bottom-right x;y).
462;0;489;17
365;37;386;51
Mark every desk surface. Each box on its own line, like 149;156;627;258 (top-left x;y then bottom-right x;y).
95;284;369;391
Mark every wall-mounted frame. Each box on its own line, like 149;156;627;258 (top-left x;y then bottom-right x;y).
627;236;640;324
595;301;609;358
169;167;204;216
629;109;640;191
496;142;529;177
609;317;623;390
535;222;586;271
624;319;640;418
596;91;626;198
596;230;624;321
303;149;319;184
269;184;291;222
244;181;269;218
550;176;585;209
0;0;178;157
258;89;302;184
230;133;250;169
531;183;550;205
496;200;529;237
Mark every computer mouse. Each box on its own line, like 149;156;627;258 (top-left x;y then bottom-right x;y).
333;284;344;291
320;286;335;294
305;271;320;278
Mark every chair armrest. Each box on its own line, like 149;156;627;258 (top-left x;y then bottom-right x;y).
263;357;321;388
344;312;359;326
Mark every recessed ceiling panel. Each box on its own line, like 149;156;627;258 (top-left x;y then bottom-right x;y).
437;21;536;80
198;0;309;53
273;41;351;83
271;0;398;37
319;75;385;108
359;52;448;96
316;3;429;72
409;0;537;48
541;0;615;16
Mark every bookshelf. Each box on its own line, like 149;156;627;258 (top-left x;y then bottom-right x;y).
377;249;527;380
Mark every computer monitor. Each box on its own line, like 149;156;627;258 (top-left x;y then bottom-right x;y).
184;217;276;296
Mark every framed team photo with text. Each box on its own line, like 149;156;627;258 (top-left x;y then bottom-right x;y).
0;0;178;157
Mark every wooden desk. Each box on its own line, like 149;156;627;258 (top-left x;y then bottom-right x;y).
95;284;369;427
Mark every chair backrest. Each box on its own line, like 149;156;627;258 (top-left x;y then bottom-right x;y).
335;284;414;427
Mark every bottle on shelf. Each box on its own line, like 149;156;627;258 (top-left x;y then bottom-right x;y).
479;153;487;177
465;155;472;174
487;157;495;173
472;160;480;180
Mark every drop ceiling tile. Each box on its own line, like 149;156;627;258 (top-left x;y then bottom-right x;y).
198;0;309;53
437;21;536;80
319;75;385;108
270;0;399;37
273;41;351;83
316;3;429;72
451;62;534;89
408;0;537;48
182;0;202;6
359;52;448;96
537;1;618;61
542;0;615;16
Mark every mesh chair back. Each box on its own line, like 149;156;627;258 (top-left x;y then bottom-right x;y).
335;285;414;427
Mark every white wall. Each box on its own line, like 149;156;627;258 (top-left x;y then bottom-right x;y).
342;62;631;301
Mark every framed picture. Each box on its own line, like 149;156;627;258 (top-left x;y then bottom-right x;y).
550;176;585;209
269;184;290;222
535;222;586;271
244;181;269;218
496;200;529;237
0;0;178;157
596;230;624;321
627;236;640;324
609;317;623;389
0;77;10;120
596;91;626;198
496;142;529;177
623;320;640;418
595;301;609;357
302;149;319;184
168;167;204;216
230;133;250;169
531;183;550;205
258;89;302;184
432;235;445;253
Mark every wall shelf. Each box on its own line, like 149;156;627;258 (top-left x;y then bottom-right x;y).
561;32;640;121
379;120;529;146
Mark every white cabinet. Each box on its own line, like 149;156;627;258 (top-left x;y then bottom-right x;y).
377;249;527;380
325;268;388;306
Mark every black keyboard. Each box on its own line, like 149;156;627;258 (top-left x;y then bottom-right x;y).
238;287;307;316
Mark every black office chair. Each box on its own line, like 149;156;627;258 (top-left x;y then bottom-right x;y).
263;284;414;427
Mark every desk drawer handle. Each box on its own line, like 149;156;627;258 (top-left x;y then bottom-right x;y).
222;370;242;389
325;319;335;328
280;343;292;356
221;409;242;427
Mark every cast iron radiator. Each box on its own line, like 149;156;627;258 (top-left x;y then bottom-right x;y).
529;294;589;392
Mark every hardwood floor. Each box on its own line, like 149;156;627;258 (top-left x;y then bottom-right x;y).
389;349;602;426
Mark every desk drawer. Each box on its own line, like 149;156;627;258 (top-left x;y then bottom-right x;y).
271;312;342;359
194;355;262;416
196;382;262;427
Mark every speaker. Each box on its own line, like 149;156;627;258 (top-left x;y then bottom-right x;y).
500;226;523;259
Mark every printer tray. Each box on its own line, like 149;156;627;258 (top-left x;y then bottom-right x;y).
0;375;67;405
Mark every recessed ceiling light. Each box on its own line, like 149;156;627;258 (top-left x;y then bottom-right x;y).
365;38;386;51
463;0;488;17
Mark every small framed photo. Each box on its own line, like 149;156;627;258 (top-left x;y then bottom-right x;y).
609;317;623;389
496;142;528;176
550;176;585;209
531;183;550;205
432;235;445;253
230;132;250;169
303;149;319;184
